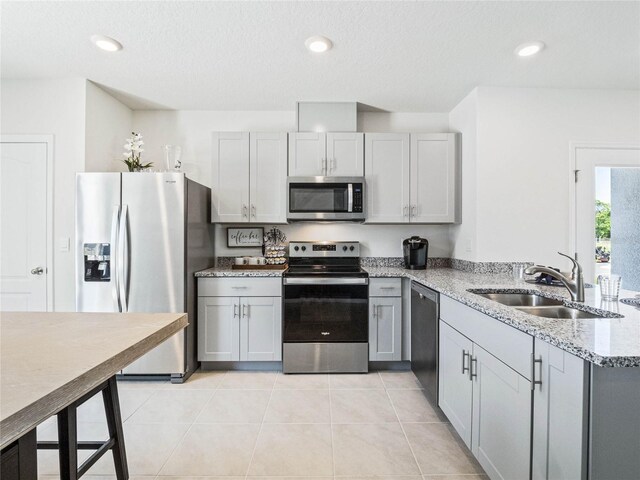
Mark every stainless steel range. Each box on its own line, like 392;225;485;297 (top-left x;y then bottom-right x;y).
282;241;369;373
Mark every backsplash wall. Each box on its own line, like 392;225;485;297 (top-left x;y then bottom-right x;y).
214;223;453;259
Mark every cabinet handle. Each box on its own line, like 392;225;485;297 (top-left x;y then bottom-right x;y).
462;349;470;374
372;304;377;318
403;205;408;217
233;304;239;318
379;286;396;290
531;353;543;390
251;204;256;219
331;158;336;174
469;356;477;380
411;205;417;218
377;305;381;318
242;304;248;318
242;204;248;219
231;286;248;289
321;158;327;175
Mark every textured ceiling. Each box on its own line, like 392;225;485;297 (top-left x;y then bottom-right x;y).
2;1;639;111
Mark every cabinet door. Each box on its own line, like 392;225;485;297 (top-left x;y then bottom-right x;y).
364;133;410;223
249;132;287;223
240;296;282;361
198;296;240;361
410;133;457;223
438;321;473;447
326;132;364;176
288;132;326;176
211;132;249;222
471;344;531;480
369;296;402;361
532;339;588;480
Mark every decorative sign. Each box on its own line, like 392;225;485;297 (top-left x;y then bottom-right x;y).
227;227;264;248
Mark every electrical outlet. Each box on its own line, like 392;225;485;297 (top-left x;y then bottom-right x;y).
58;237;70;252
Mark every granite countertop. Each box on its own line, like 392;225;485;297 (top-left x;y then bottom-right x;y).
194;265;640;367
195;266;286;277
365;266;640;368
0;312;188;449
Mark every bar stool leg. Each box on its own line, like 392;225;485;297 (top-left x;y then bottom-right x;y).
57;406;78;480
102;377;128;479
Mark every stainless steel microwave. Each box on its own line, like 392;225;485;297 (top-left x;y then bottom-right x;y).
287;177;366;222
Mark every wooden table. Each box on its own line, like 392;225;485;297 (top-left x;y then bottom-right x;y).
0;312;188;479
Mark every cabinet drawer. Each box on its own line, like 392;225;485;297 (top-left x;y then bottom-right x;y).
198;277;282;297
440;295;533;379
369;278;402;297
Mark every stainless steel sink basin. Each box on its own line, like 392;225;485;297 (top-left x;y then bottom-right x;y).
471;292;563;307
515;306;601;319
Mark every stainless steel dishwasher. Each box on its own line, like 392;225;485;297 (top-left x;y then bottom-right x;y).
411;281;439;406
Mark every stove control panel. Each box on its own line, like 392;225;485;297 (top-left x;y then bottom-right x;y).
289;241;360;257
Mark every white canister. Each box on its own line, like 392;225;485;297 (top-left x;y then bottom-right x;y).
234;257;246;266
247;257;259;265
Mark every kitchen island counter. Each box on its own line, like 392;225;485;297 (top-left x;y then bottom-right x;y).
365;266;640;367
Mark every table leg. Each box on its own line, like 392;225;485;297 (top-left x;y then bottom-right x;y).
57;404;78;480
103;376;129;479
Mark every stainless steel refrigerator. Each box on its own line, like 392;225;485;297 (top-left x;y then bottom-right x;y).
76;172;214;382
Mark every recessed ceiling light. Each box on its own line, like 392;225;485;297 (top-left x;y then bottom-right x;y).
305;36;333;53
91;35;123;52
515;41;545;57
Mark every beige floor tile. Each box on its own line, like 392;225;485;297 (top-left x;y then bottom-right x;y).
264;389;330;423
172;370;228;389
247;477;332;480
195;389;272;423
379;371;422;389
76;388;157;423
219;371;278;389
422;475;488;480
387;389;442;423
404;423;484;475
158;477;244;480
160;423;260;475
126;389;213;424
248;424;333;476
274;373;330;389
330;373;385;389
331;389;397;424
332;423;420;476
335;476;422;480
117;379;170;390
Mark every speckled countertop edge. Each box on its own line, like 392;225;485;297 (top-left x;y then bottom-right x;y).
195;265;640;367
364;266;640;368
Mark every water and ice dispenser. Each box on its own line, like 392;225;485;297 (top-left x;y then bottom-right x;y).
83;243;111;281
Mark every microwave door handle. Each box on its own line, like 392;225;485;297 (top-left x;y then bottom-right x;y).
348;184;353;212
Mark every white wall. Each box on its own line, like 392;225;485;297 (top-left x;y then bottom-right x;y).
450;86;640;267
1;78;87;311
448;88;478;261
133;110;453;258
85;81;133;172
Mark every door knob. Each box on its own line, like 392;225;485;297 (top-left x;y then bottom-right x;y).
31;267;44;275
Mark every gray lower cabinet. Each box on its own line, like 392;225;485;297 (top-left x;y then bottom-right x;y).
198;294;282;362
369;278;402;361
439;320;531;479
532;338;588;480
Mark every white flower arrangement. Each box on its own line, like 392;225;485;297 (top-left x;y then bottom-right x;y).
122;132;153;172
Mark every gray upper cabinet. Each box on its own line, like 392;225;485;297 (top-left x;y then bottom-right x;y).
212;132;287;223
289;132;364;176
365;132;459;224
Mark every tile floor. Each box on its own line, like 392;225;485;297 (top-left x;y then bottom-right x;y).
37;370;486;480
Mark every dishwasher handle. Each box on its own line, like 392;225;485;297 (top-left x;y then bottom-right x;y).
411;282;438;303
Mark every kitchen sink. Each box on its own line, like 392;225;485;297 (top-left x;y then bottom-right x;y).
515;305;601;319
470;291;564;307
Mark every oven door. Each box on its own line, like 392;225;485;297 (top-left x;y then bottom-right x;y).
287;177;365;221
283;277;369;343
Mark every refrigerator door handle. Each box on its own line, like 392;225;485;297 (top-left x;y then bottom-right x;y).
118;204;130;312
110;206;121;312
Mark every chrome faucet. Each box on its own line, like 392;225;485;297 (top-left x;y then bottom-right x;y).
525;252;585;302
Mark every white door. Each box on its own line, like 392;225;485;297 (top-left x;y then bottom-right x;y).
211;132;249;222
410;133;458;223
0;141;48;311
240;296;282;361
249;132;287;223
471;344;532;480
575;146;640;286
326;132;364;176
288;132;326;176
197;296;240;361
438;321;473;447
364;133;410;223
369;296;402;361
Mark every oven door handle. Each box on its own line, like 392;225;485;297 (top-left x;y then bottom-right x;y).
283;277;369;286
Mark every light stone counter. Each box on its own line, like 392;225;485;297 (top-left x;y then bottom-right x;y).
364;266;640;368
0;312;187;449
195;266;285;277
